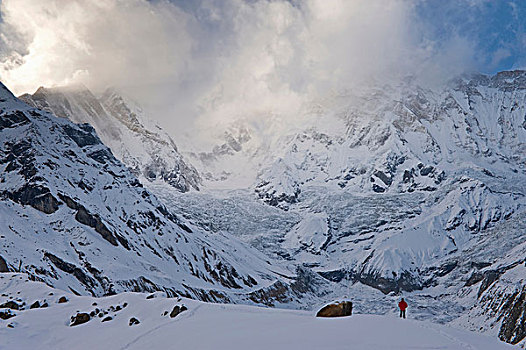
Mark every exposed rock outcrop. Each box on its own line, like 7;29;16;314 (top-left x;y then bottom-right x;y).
498;287;526;345
316;301;353;318
0;256;9;272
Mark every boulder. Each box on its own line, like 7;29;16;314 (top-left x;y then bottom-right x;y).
58;296;68;303
170;305;187;318
0;309;16;320
316;301;353;318
70;312;90;326
0;301;21;310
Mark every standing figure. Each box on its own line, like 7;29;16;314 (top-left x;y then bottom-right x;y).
398;298;408;319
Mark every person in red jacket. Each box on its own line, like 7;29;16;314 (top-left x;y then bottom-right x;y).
398;298;408;318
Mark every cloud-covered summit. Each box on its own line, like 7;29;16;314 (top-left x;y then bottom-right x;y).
0;0;523;138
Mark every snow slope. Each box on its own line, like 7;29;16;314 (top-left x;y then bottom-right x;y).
0;273;517;350
0;82;293;303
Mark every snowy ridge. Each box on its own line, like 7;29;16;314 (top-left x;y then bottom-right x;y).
19;85;200;193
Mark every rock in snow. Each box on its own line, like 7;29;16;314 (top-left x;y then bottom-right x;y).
316;300;353;318
0;274;517;350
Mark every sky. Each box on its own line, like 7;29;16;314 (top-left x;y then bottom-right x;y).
415;0;525;73
0;0;524;137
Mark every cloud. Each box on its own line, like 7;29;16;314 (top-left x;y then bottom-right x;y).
490;47;512;68
0;0;482;141
0;0;191;95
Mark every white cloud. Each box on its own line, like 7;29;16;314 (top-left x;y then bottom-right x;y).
0;0;478;140
490;47;512;68
0;0;191;95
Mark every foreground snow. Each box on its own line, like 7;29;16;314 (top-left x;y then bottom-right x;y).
0;274;517;350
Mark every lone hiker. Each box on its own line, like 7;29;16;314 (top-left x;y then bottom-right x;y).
398;298;408;319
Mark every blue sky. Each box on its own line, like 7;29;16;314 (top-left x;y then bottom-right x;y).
415;0;525;73
169;0;526;74
1;1;525;70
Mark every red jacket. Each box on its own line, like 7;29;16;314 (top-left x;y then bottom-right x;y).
399;300;408;311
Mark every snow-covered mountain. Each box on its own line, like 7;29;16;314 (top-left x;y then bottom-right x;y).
0;82;306;304
19;85;201;192
2;70;525;347
152;71;526;346
171;71;525;290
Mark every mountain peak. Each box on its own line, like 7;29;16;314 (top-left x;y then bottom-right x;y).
32;83;95;100
0;82;18;103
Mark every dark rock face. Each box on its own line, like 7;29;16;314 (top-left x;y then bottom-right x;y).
44;252;97;290
373;170;392;186
129;317;140;326
316;301;353;317
58;296;68;303
0;111;30;129
30;301;40;309
0;136;61;215
248;281;292;306
62;124;99;148
402;169;413;183
58;194;119;247
360;271;426;294
1;139;37;180
201;254;245;289
0;255;9;272
247;266;331;307
498;287;526;345
290;266;328;295
70;312;90;326
478;271;501;298
4;184;60;214
87;149;114;164
372;184;386;193
319;269;426;295
465;272;484;287
74;206;118;246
